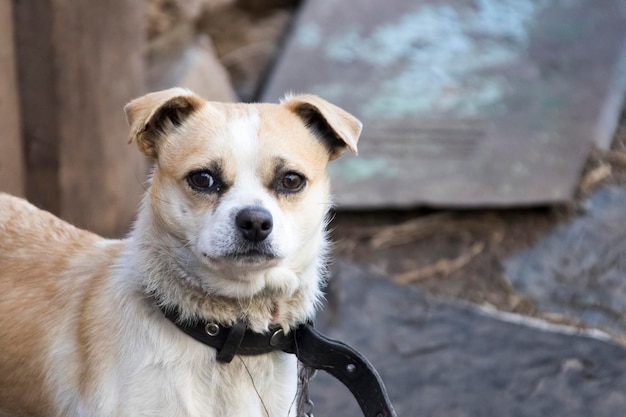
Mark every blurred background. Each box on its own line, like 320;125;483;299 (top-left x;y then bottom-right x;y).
2;0;626;415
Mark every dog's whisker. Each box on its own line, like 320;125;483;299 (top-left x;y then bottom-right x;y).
238;357;270;417
144;189;179;207
134;175;180;208
183;251;192;272
287;384;299;417
160;240;192;250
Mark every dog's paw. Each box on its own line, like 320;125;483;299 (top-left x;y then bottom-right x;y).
263;267;299;299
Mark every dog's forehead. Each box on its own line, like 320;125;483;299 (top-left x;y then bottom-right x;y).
161;102;330;179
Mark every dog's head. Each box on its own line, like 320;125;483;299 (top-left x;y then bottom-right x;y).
125;88;361;299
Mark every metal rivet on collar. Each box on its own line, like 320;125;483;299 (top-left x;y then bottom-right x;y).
269;328;284;346
205;322;220;336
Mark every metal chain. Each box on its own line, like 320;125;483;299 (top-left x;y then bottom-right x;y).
296;363;317;417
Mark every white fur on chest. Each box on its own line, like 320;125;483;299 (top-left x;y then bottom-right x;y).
48;276;298;417
115;331;298;417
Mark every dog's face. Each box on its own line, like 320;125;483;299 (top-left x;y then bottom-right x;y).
125;88;361;297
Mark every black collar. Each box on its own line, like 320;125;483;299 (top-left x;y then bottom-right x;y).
158;304;296;362
158;304;397;417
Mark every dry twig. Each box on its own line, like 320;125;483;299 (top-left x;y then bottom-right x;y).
578;163;612;194
370;213;503;249
603;149;626;168
394;241;485;284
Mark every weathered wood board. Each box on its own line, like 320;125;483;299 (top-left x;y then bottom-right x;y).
14;0;148;237
262;0;626;208
0;0;24;197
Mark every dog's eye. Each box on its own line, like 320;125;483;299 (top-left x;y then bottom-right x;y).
280;172;306;192
187;170;215;191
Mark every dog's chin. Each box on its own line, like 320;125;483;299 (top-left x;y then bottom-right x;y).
182;245;293;298
222;251;280;269
204;249;282;272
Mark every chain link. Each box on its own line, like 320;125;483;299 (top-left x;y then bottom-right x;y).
296;363;317;417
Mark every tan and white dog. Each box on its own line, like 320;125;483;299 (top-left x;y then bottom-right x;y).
0;88;361;417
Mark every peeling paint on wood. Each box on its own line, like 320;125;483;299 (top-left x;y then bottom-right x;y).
263;0;626;208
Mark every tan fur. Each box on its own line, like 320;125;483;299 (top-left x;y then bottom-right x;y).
0;194;111;415
0;89;361;417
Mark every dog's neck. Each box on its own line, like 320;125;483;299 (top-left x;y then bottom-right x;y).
125;200;326;332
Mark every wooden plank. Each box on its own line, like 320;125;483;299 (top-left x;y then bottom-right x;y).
0;0;24;197
14;0;60;213
262;0;626;208
14;0;148;236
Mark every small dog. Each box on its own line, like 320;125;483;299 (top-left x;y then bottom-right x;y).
0;88;361;417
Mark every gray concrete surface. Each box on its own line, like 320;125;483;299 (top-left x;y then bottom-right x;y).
506;185;626;336
311;260;626;417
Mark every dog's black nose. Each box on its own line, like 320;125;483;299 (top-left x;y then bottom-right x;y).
235;207;273;242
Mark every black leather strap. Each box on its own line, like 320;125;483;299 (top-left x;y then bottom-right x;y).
158;306;397;417
293;325;397;417
215;320;246;362
159;307;295;360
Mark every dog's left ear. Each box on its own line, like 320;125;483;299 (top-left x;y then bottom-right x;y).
282;94;362;160
124;88;204;158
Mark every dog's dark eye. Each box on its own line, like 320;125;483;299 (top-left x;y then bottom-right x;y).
280;172;306;193
187;170;215;191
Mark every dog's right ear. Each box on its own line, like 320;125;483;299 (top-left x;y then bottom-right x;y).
124;88;204;158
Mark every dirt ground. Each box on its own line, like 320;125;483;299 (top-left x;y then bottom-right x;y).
329;111;626;328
